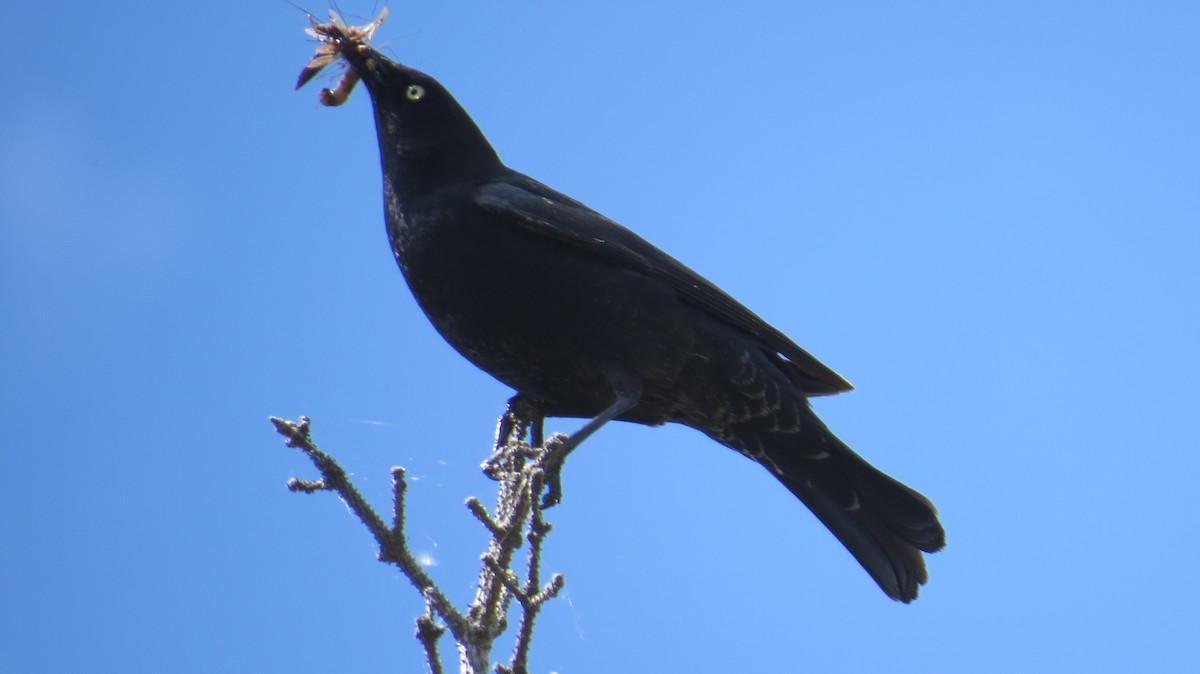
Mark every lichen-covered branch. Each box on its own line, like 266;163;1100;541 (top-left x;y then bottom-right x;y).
269;405;565;674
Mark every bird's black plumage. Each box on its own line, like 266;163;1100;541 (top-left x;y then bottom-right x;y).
330;45;945;602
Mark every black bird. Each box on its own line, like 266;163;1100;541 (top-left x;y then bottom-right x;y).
305;33;945;602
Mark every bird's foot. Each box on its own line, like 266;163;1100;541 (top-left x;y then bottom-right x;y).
539;433;571;508
486;395;546;480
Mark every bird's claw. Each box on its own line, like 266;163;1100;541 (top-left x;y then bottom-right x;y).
539;434;570;508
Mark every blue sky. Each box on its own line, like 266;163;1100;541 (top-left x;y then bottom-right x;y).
2;2;1197;672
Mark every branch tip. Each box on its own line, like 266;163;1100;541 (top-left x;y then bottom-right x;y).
287;477;329;493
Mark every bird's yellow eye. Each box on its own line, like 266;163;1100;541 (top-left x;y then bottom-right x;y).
406;84;426;101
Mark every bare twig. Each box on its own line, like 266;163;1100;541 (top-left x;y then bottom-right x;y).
416;608;447;674
268;417;470;650
269;406;565;674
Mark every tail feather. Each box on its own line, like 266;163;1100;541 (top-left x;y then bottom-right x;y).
717;420;945;602
777;473;930;601
825;435;946;553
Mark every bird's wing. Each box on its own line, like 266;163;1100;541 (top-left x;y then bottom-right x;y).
474;174;854;396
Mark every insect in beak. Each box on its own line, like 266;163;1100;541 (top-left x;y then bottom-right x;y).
296;7;389;106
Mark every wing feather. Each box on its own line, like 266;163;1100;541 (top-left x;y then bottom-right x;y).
475;174;853;396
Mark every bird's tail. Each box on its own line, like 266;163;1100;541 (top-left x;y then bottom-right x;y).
718;420;945;602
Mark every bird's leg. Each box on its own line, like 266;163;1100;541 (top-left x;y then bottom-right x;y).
531;414;545;448
541;379;641;508
494;412;517;452
493;394;544;449
494;396;522;451
486;394;545;479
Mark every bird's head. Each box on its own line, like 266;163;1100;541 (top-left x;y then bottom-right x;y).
297;10;501;190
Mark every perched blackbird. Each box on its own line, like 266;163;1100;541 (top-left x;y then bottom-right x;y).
306;33;945;602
